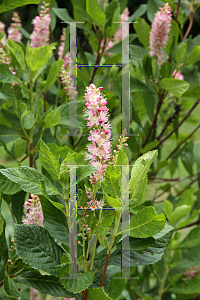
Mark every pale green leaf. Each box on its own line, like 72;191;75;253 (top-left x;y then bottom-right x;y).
7;39;26;70
134;18;150;48
39;140;60;180
129;206;166;238
185;46;200;66
159;78;190;97
44;110;61;128
21;110;34;129
88;287;112;300
170;205;191;226
0;0;40;13
44;60;63;91
0;125;19;145
103;191;122;208
86;0;106;27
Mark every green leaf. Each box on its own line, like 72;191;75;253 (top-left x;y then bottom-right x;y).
128;4;147;22
14;138;27;158
140;140;159;154
3;277;26;300
0;0;40;13
116;236;155;250
130;76;152;93
15;224;63;276
176;42;187;64
96;225;106;247
88;287;112;300
12;190;26;224
0;171;21;195
169;278;200;294
76;165;98;183
181;142;193;176
21;110;34;129
159;78;190;97
40;182;65;214
0;64;22;85
39;194;69;246
15;269;74;297
130;174;147;209
115;149;129;166
7;39;26;70
108;224;173;267
57;265;94;293
182;84;200;98
147;0;162;22
194;141;200;169
105;6;120;38
134;18;150;48
103;191;122;208
44;110;60;128
58;100;86;129
129;206;166;238
176;227;200;249
184;46;200;66
1;108;21;127
0;166;61;196
164;200;173;220
0;216;8;263
130;150;157;197
52;8;73;22
108;276;126;299
169;205;191;226
44;60;63;91
86;0;106;27
0;125;19;145
26;42;55;75
176;210;199;230
102;164;122;199
0;215;4;237
39;140;60;180
101;211;115;227
77;255;85;266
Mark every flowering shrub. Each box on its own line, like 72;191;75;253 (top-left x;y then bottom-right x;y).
0;0;200;299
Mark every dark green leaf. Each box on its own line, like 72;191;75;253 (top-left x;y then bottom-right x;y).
0;0;40;13
39;194;69;246
15;224;63;276
3;277;26;300
0;125;19;145
134;18;150;48
15;269;74;297
0;167;61;196
44;60;63;91
12;190;26;224
1;109;21;127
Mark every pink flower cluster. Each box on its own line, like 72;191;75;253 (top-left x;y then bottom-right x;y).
83;84;112;185
8;12;22;43
30;1;50;48
58;28;70;69
0;21;6;47
182;266;199;281
149;3;172;66
59;65;77;100
85;186;105;211
22;194;43;226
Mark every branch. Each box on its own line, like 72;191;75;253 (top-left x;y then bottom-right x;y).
153;99;199;150
183;12;193;40
99;252;110;287
175;0;181;22
166;124;200;160
142;94;164;149
175;218;200;231
89;34;106;85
